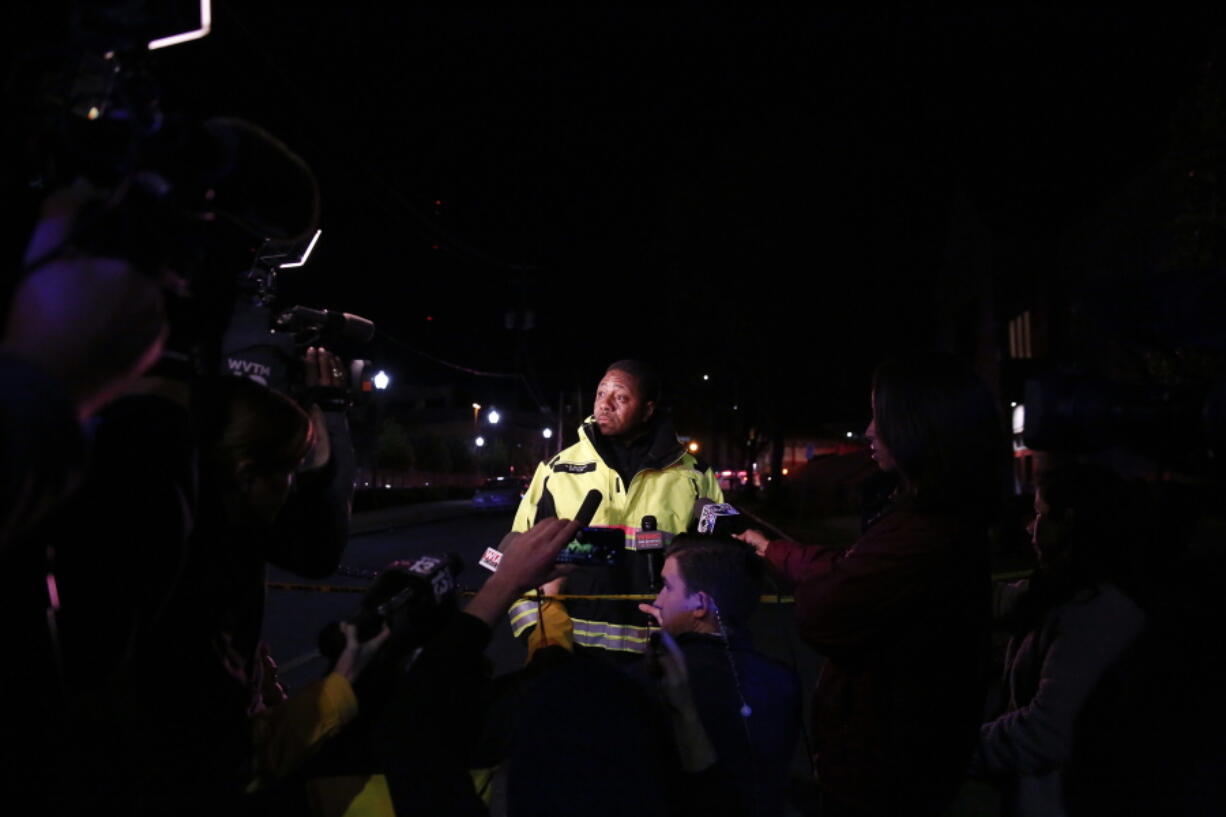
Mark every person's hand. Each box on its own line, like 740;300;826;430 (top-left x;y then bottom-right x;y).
255;642;289;709
304;346;347;390
495;517;580;594
638;602;663;627
333;621;391;683
733;528;771;557
5;180;169;419
540;574;568;599
465;518;580;627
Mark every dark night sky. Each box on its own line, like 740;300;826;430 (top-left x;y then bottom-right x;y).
5;7;1221;431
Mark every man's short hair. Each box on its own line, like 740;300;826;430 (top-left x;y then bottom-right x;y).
665;534;763;630
605;359;662;404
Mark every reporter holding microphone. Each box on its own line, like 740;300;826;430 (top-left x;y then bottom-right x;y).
736;353;1008;817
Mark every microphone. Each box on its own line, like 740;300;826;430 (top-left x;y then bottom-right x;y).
638;515;664;592
691;497;749;537
574;489;603;528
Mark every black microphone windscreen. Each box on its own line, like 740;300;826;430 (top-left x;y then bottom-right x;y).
574;489;603;527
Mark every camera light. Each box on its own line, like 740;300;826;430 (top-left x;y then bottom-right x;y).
278;229;322;269
148;0;213;50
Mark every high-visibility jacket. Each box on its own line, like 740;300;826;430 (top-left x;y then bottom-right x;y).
508;417;723;654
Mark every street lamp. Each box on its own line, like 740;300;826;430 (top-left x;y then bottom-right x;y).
472;403;481;425
487;408;501;425
373;370;390;390
542;427;553;439
475;436;486;448
687;441;700;454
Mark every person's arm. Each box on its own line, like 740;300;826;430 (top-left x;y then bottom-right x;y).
735;528;840;588
973;590;1147;776
249;623;389;785
764;512;970;650
263;349;356;579
373;519;577;815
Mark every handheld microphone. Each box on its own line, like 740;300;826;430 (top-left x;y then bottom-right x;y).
691;497;748;537
638;515;664;592
574;489;603;528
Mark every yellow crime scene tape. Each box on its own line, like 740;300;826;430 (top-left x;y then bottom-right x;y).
267;568;1034;600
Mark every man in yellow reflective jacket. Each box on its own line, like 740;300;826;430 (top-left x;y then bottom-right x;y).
508;360;723;656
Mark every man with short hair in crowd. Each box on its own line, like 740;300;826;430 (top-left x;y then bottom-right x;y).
638;534;802;817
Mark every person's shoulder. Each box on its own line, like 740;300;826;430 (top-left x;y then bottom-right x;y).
1065;582;1147;624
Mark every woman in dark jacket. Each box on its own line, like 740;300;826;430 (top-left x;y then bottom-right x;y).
739;353;1008;816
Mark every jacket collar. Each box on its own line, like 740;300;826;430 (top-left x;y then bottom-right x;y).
580;413;685;474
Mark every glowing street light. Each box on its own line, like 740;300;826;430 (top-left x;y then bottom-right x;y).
373;371;390;390
475;436;486;448
542;427;554;439
687;441;700;454
472;403;481;425
487;408;501;425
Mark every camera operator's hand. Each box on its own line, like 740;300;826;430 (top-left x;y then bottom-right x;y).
733;528;771;558
4;180;169;419
304;346;346;391
465;518;579;628
300;347;346;470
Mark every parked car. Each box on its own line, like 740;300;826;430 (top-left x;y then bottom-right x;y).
472;476;527;511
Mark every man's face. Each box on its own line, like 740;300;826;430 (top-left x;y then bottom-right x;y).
652;555;700;636
594;369;654;438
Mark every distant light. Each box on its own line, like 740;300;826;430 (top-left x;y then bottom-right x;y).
846;431;854;438
373;371;390;390
781;468;790;476
1011;401;1018;408
1012;404;1026;436
147;0;212;50
720;470;733;477
542;427;553;439
434;200;443;207
426;316;434;322
702;374;710;381
278;229;321;269
87;106;101;121
732;405;738;411
687;441;700;453
384;483;391;489
487;409;501;424
472;403;481;410
475;436;486;447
